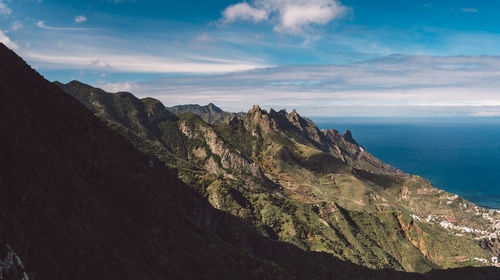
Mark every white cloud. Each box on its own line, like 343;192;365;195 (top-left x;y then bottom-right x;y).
0;0;11;15
37;21;47;28
23;51;269;74
470;111;500;117
97;81;138;92
37;21;92;31
74;15;87;24
221;0;347;34
0;30;18;49
222;3;267;23
9;21;23;32
125;55;500;117
89;59;110;69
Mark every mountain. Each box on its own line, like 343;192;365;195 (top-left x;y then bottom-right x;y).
0;43;419;280
2;43;310;279
1;42;498;279
167;103;245;124
57;80;500;273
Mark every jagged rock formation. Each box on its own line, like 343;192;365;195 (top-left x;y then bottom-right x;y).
167;103;245;124
244;105;402;175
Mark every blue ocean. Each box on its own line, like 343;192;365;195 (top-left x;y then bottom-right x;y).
312;117;500;209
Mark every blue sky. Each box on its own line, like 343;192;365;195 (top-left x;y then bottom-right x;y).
2;0;500;116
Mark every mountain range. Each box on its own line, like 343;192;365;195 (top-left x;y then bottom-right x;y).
1;43;500;279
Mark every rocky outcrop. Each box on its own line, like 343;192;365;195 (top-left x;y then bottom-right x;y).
343;130;358;145
180;120;267;181
322;128;403;175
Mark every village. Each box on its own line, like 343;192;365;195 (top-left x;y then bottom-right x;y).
411;200;500;267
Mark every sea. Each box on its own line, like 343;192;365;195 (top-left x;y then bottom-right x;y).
312;117;500;209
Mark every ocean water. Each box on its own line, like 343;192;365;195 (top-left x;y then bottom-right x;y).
312;117;500;209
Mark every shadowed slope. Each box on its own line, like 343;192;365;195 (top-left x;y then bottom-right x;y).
0;43;291;279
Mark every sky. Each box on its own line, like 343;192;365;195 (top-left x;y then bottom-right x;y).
2;0;500;116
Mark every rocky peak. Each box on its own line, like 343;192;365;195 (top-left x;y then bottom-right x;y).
66;80;90;88
245;105;284;134
322;128;343;140
268;108;285;118
141;97;176;123
286;108;310;131
287;109;302;121
248;105;266;115
57;80;95;95
343;129;358;145
206;103;223;113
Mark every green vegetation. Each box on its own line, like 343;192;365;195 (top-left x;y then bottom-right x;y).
54;74;500;276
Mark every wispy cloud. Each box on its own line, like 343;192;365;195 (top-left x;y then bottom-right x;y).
221;0;347;34
36;21;92;31
0;30;18;49
471;111;500;117
74;15;87;24
109;0;136;3
222;3;267;23
97;81;138;92
23;50;269;74
195;33;212;42
9;21;23;32
460;8;478;13
0;0;11;15
122;55;500;117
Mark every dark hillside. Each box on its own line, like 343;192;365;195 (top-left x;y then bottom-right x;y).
0;43;283;279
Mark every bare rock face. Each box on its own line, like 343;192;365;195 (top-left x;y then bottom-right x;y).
343;130;358;145
0;245;29;280
180;120;267;182
322;128;403;175
245;105;277;133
